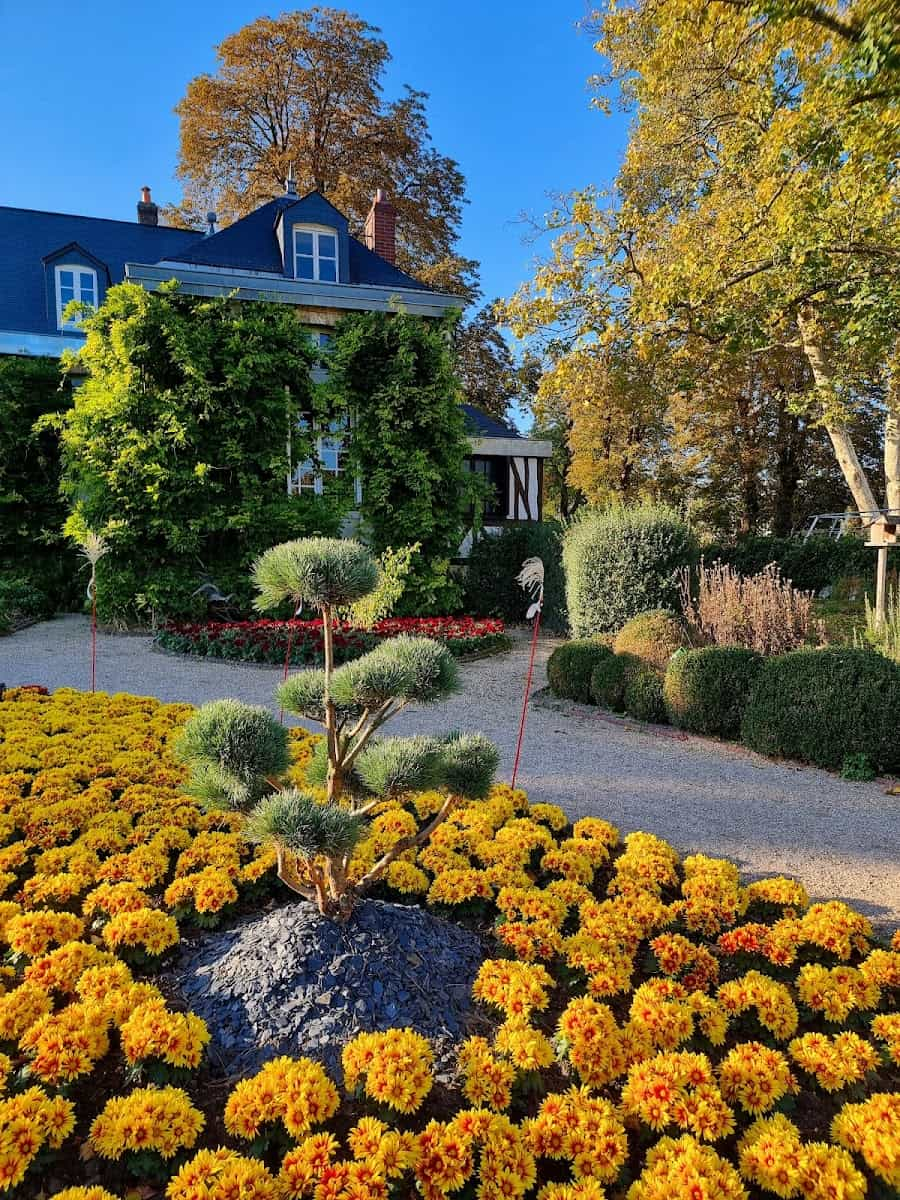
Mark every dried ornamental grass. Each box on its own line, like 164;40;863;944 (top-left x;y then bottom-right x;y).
680;560;816;655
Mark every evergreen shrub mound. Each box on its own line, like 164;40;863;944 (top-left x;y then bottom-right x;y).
463;523;567;634
664;647;763;739
741;647;900;772
623;667;667;724
590;652;641;712
613;608;689;672
563;503;697;637
546;639;612;703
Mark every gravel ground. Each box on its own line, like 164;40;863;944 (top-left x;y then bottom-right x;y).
2;614;898;927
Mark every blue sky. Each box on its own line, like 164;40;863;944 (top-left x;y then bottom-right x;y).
1;1;626;306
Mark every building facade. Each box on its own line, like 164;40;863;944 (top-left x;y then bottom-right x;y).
0;182;550;545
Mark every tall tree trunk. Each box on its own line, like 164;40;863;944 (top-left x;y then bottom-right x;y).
321;603;342;802
772;400;806;536
797;306;878;516
885;337;900;514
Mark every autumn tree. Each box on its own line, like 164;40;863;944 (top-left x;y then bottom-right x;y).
505;3;898;527
587;0;899;517
454;302;540;424
169;7;477;297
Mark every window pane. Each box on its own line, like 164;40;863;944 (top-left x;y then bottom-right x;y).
59;287;75;305
296;255;315;280
295;231;314;255
293;460;317;490
79;271;94;292
59;270;74;287
320;440;341;472
318;259;337;282
318;233;336;257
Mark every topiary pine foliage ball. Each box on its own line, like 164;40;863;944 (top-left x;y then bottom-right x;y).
439;732;500;800
252;538;380;613
354;736;445;798
278;637;460;722
245;789;367;860
176;700;290;808
368;636;460;704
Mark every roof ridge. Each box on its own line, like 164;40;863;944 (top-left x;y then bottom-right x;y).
0;204;202;233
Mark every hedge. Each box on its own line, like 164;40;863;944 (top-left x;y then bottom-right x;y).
563;503;697;637
546;639;612;704
702;533;889;594
463;522;567;634
664;647;763;739
741;646;900;772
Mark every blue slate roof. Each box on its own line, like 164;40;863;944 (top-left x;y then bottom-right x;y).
0;190;431;343
0;206;200;338
462;403;522;440
169;192;429;291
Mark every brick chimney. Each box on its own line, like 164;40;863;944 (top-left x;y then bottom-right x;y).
137;186;158;226
364;188;396;264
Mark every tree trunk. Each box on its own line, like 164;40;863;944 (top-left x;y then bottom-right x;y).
772;402;805;537
797;306;878;516
885;337;900;514
320;603;341;803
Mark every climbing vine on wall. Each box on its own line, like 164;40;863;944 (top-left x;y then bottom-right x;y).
328;310;476;613
56;282;345;624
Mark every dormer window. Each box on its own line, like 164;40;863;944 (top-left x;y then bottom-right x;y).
294;226;338;282
55;265;97;330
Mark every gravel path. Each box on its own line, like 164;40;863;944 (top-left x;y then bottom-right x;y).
2;614;898;927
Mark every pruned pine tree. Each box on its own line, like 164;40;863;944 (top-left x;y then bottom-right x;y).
177;538;499;918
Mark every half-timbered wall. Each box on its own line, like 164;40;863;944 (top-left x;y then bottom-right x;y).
507;456;542;521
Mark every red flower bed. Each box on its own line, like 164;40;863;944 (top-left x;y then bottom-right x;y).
155;616;510;666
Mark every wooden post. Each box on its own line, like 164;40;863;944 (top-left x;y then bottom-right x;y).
875;544;889;629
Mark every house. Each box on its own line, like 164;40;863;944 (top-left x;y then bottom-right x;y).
0;181;550;543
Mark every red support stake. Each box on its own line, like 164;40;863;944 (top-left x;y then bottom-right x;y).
511;607;541;790
90;591;97;693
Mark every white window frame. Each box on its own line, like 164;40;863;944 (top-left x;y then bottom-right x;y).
293;225;339;283
288;414;361;504
55;264;98;331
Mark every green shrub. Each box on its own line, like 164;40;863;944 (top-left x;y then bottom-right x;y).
623;667;667;724
664;647;763;739
177;700;291;809
590;652;641;711
840;752;876;782
0;357;71;558
463;522;567;633
563;503;698;637
0;574;53;634
546;639;612;703
613;609;689;672
741;647;900;772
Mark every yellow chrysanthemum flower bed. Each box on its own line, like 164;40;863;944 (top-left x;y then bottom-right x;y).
0;685;897;1200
